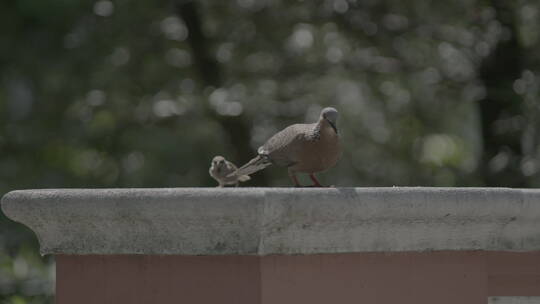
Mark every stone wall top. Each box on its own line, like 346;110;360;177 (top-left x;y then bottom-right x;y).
2;187;540;255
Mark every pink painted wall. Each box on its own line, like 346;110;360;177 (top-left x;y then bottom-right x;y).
56;255;261;304
56;252;540;304
261;252;487;304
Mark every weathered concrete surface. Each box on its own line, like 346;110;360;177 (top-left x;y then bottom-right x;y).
2;187;540;255
1;188;264;255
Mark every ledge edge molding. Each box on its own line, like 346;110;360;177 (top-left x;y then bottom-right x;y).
2;187;540;255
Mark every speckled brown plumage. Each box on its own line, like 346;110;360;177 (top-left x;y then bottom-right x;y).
233;107;342;187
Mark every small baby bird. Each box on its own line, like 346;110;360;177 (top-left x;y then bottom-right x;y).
209;156;251;187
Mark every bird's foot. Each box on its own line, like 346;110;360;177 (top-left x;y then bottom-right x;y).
308;174;331;188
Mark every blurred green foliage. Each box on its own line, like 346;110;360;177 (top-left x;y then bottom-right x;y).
2;0;540;302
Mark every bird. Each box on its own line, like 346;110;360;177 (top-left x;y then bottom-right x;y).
209;156;251;187
232;107;341;187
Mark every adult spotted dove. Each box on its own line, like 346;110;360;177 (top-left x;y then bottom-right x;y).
209;156;251;187
233;107;342;187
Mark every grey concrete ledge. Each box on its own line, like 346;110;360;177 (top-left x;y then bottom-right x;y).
2;187;540;255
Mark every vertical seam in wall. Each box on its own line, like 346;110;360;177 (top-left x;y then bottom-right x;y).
257;189;267;256
482;251;489;302
258;189;267;304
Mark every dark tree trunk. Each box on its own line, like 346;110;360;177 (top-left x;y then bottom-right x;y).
174;1;268;185
478;0;527;187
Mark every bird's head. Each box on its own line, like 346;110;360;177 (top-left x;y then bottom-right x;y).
211;156;227;170
320;107;339;133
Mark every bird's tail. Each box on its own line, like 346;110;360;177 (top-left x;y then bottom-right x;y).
231;155;272;178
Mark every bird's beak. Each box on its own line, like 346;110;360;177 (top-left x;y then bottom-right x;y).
326;118;338;134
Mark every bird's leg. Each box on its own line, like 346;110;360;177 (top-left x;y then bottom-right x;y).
288;168;302;187
309;174;324;187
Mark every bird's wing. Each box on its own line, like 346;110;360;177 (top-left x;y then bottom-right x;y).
261;123;315;167
233;123;316;176
217;161;237;177
225;160;238;171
